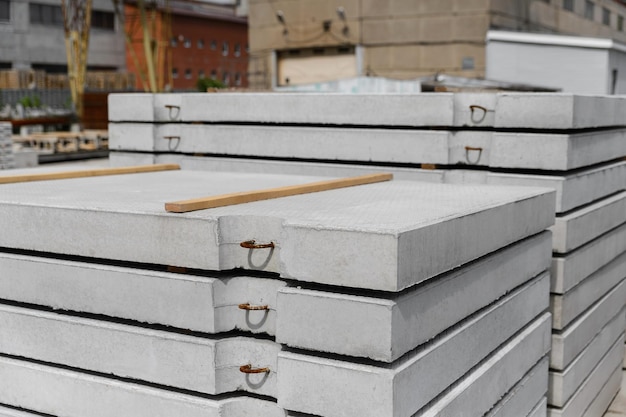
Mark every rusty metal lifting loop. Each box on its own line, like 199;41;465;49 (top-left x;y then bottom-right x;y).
240;240;275;249
163;136;181;151
165;104;181;120
239;364;270;374
238;303;269;311
469;104;490;124
464;146;483;165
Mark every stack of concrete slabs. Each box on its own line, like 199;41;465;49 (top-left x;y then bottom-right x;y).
0;169;555;416
0;122;14;170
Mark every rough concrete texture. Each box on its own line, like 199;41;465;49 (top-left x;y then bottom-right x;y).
551;223;626;294
529;398;549;417
108;123;155;151
551;279;626;370
0;252;285;335
484;355;549;417
551;192;626;254
416;314;551;417
277;232;551;361
494;94;626;129
586;366;623;417
0;170;554;292
549;313;625;407
551;253;626;330
605;369;626;416
547;337;624;417
0;356;287;417
277;274;549;417
0;304;281;396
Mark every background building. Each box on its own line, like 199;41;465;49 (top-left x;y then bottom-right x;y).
247;0;626;90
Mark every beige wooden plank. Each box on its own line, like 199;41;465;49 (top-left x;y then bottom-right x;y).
165;173;394;213
0;164;180;184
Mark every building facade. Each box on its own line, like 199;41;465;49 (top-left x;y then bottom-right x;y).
247;0;626;89
0;0;125;73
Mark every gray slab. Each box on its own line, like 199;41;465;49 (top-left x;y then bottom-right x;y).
0;170;554;292
0;406;45;417
0;252;286;335
551;279;626;370
582;365;623;417
551;192;626;253
0;304;281;396
551;253;626;330
547;336;624;417
528;398;548;417
549;312;625;407
551;223;626;294
415;315;551;417
484;355;549;417
277;274;549;417
277;232;551;361
494;94;626;129
0;356;287;417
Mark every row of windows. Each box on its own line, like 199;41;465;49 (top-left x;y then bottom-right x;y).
171;37;247;57
559;0;625;30
0;0;10;21
1;1;115;29
172;68;243;85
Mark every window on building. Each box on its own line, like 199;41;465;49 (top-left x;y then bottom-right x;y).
185;69;192;79
30;3;63;26
563;0;574;12
223;72;230;85
0;0;10;22
245;44;249;54
235;72;242;86
210;69;217;79
234;43;241;57
210;40;217;50
170;37;177;47
184;38;191;48
222;42;229;56
619;15;624;31
92;10;114;30
198;69;205;78
585;1;594;20
172;68;178;79
197;39;204;49
603;7;610;25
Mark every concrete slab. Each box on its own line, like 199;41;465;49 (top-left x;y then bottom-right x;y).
0;252;286;335
551;253;626;330
547;337;624;417
528;398;549;417
0;405;43;417
0;170;554;292
549;313;625;407
277;232;551;361
607;368;626;414
487;160;626;214
0;304;281;396
447;130;493;166
277;274;549;417
494;94;624;129
484;356;549;417
551;279;626;370
108;123;155;152
490;129;626;171
551;223;626;294
453;93;497;127
109;151;157;166
180;93;456;126
415;314;551;417
108;93;155;122
0;356;287;417
551;192;626;254
585;365;623;417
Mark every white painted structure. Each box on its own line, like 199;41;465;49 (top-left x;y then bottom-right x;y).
486;31;626;94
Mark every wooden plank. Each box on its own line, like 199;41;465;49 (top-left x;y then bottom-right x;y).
0;164;180;185
165;173;394;213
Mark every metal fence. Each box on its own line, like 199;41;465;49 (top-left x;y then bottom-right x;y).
0;89;72;110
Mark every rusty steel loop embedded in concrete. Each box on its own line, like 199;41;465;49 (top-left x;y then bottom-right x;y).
164;104;181;120
240;240;275;249
163;136;181;151
239;364;271;374
238;303;270;311
465;146;483;165
469;104;490;123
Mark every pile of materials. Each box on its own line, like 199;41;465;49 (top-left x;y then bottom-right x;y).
108;92;626;417
0;164;554;416
0;122;14;170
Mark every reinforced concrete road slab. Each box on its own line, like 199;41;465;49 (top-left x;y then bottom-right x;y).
277;274;549;417
529;398;549;417
0;356;287;417
0;252;286;335
277;233;551;361
585;365;623;417
0;304;281;397
0;405;43;417
0;170;554;292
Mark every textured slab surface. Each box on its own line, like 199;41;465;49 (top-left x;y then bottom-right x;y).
551;279;626;370
0;170;554;292
0;252;285;334
529;398;549;417
0;356;287;417
551;192;626;253
416;315;551;417
551;223;626;294
551;255;626;330
584;365;623;417
0;405;44;417
549;312;625;407
0;304;280;396
277;274;549;417
277;232;551;361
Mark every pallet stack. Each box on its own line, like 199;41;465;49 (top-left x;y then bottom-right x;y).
0;122;15;170
0;164;555;416
108;92;626;417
